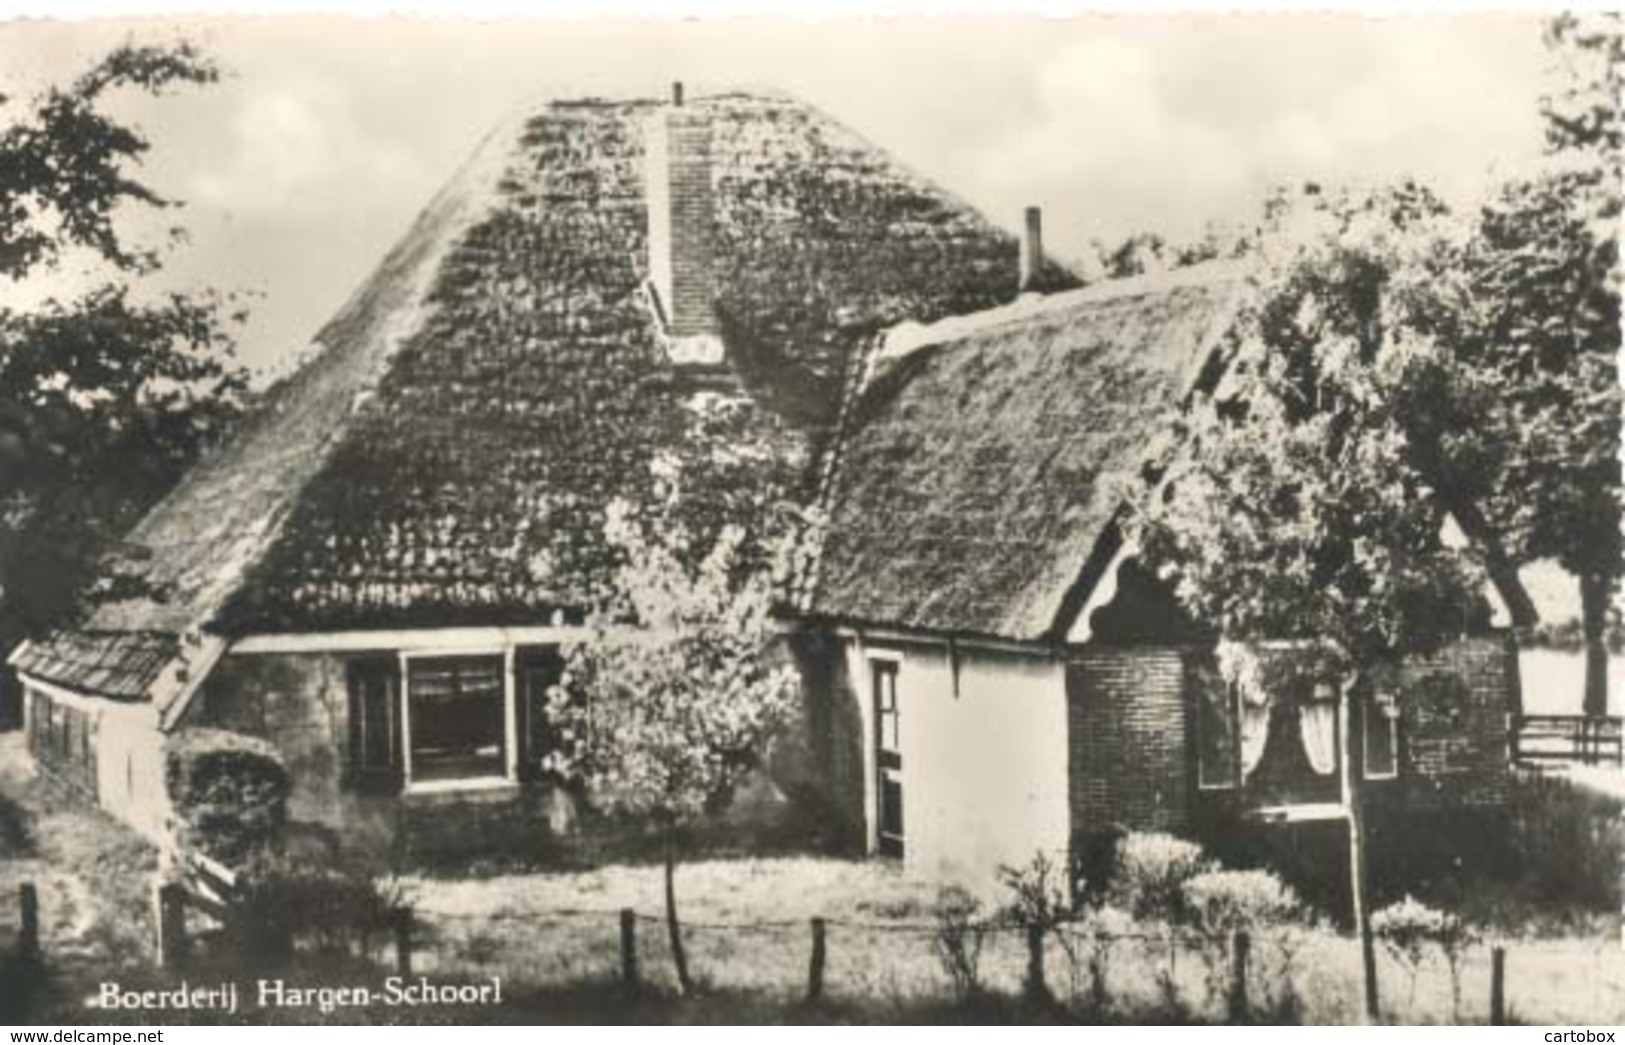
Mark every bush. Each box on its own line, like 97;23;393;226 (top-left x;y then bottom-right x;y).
1506;770;1623;914
930;885;987;1000
232;850;408;961
998;850;1073;931
1106;832;1214;923
164;728;290;865
1371;895;1477;1019
1182;869;1305;938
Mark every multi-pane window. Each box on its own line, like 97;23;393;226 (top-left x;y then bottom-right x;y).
1364;692;1399;780
407;656;506;783
1193;663;1239;790
347;658;400;792
26;691;96;795
872;659;903;859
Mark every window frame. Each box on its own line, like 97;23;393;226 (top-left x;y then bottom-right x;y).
1195;673;1242;792
1362;691;1400;781
399;648;514;791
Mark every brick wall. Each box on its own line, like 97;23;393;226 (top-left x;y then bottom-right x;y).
1067;647;1190;836
1394;636;1515;810
646;108;716;337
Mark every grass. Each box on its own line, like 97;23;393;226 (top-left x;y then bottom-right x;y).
0;734;159;1022
3;727;1620;1025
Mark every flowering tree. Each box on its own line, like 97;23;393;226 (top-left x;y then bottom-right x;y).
1128;183;1515;1020
546;483;803;993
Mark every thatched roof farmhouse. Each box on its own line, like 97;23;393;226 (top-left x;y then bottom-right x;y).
12;86;1526;884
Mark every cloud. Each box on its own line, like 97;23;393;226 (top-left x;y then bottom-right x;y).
188;70;426;217
974;19;1546;247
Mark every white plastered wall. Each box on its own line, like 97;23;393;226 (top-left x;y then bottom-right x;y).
845;633;1071;896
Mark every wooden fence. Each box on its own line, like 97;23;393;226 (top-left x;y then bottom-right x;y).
1512;714;1624;767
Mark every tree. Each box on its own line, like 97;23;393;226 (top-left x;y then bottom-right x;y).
1127;184;1510;1021
545;475;804;994
1444;13;1622;716
0;41;248;647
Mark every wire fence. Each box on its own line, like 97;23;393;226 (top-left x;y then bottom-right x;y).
396;903;1625;1023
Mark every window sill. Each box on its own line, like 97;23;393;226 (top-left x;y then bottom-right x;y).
404;776;518;797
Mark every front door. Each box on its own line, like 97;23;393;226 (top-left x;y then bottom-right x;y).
872;659;903;858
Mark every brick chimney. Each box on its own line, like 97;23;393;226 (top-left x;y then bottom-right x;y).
1019;205;1044;294
646;82;722;364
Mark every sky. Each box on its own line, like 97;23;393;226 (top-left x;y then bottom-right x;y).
0;14;1558;377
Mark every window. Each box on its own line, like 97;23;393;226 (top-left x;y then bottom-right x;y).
406;656;506;783
874;661;900;759
1193;662;1239;789
1364;691;1399;780
346;658;401;792
871;658;903;859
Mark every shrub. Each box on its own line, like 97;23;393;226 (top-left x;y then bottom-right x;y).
231;850;409;961
1106;832;1214;923
1371;895;1477;1020
1183;869;1305;1017
930;885;987;1000
1506;770;1623;914
1183;869;1305;938
164;728;290;865
1069;904;1135;1017
998;850;1073;931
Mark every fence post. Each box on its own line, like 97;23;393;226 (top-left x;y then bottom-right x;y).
807;917;826;1003
1490;946;1506;1026
17;882;38;961
1228;929;1251;1023
1024;923;1050;1002
619;908;638;989
390;906;412;978
153;881;187;969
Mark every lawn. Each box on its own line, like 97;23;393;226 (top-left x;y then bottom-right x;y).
0;733;159;1022
2;728;1619;1025
394;856;1625;1025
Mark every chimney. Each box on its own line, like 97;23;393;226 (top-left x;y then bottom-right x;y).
1019;205;1044;294
646;80;722;360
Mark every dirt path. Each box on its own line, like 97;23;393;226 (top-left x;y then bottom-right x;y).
0;732;157;969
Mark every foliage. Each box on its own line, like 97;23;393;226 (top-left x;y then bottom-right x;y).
1505;769;1624;914
1371;894;1477;1018
232;849;409;961
162;728;290;864
539;406;808;993
1131;182;1510;692
1182;869;1305;939
930;884;988;1000
1069;904;1136;1017
1105;832;1214;923
998;850;1074;932
0;41;248;642
542;495;802;824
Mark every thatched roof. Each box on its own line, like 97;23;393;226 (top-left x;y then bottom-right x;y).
807;264;1246;643
19;91;1057;701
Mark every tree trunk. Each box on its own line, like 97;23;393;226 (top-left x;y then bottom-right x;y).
1580;571;1612;719
1340;681;1380;1023
664;826;693;995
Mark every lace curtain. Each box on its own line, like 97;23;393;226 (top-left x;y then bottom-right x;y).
1299;682;1339;775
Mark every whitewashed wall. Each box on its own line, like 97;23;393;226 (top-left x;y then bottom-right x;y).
845;635;1070;895
22;681;171;844
95;699;171;843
